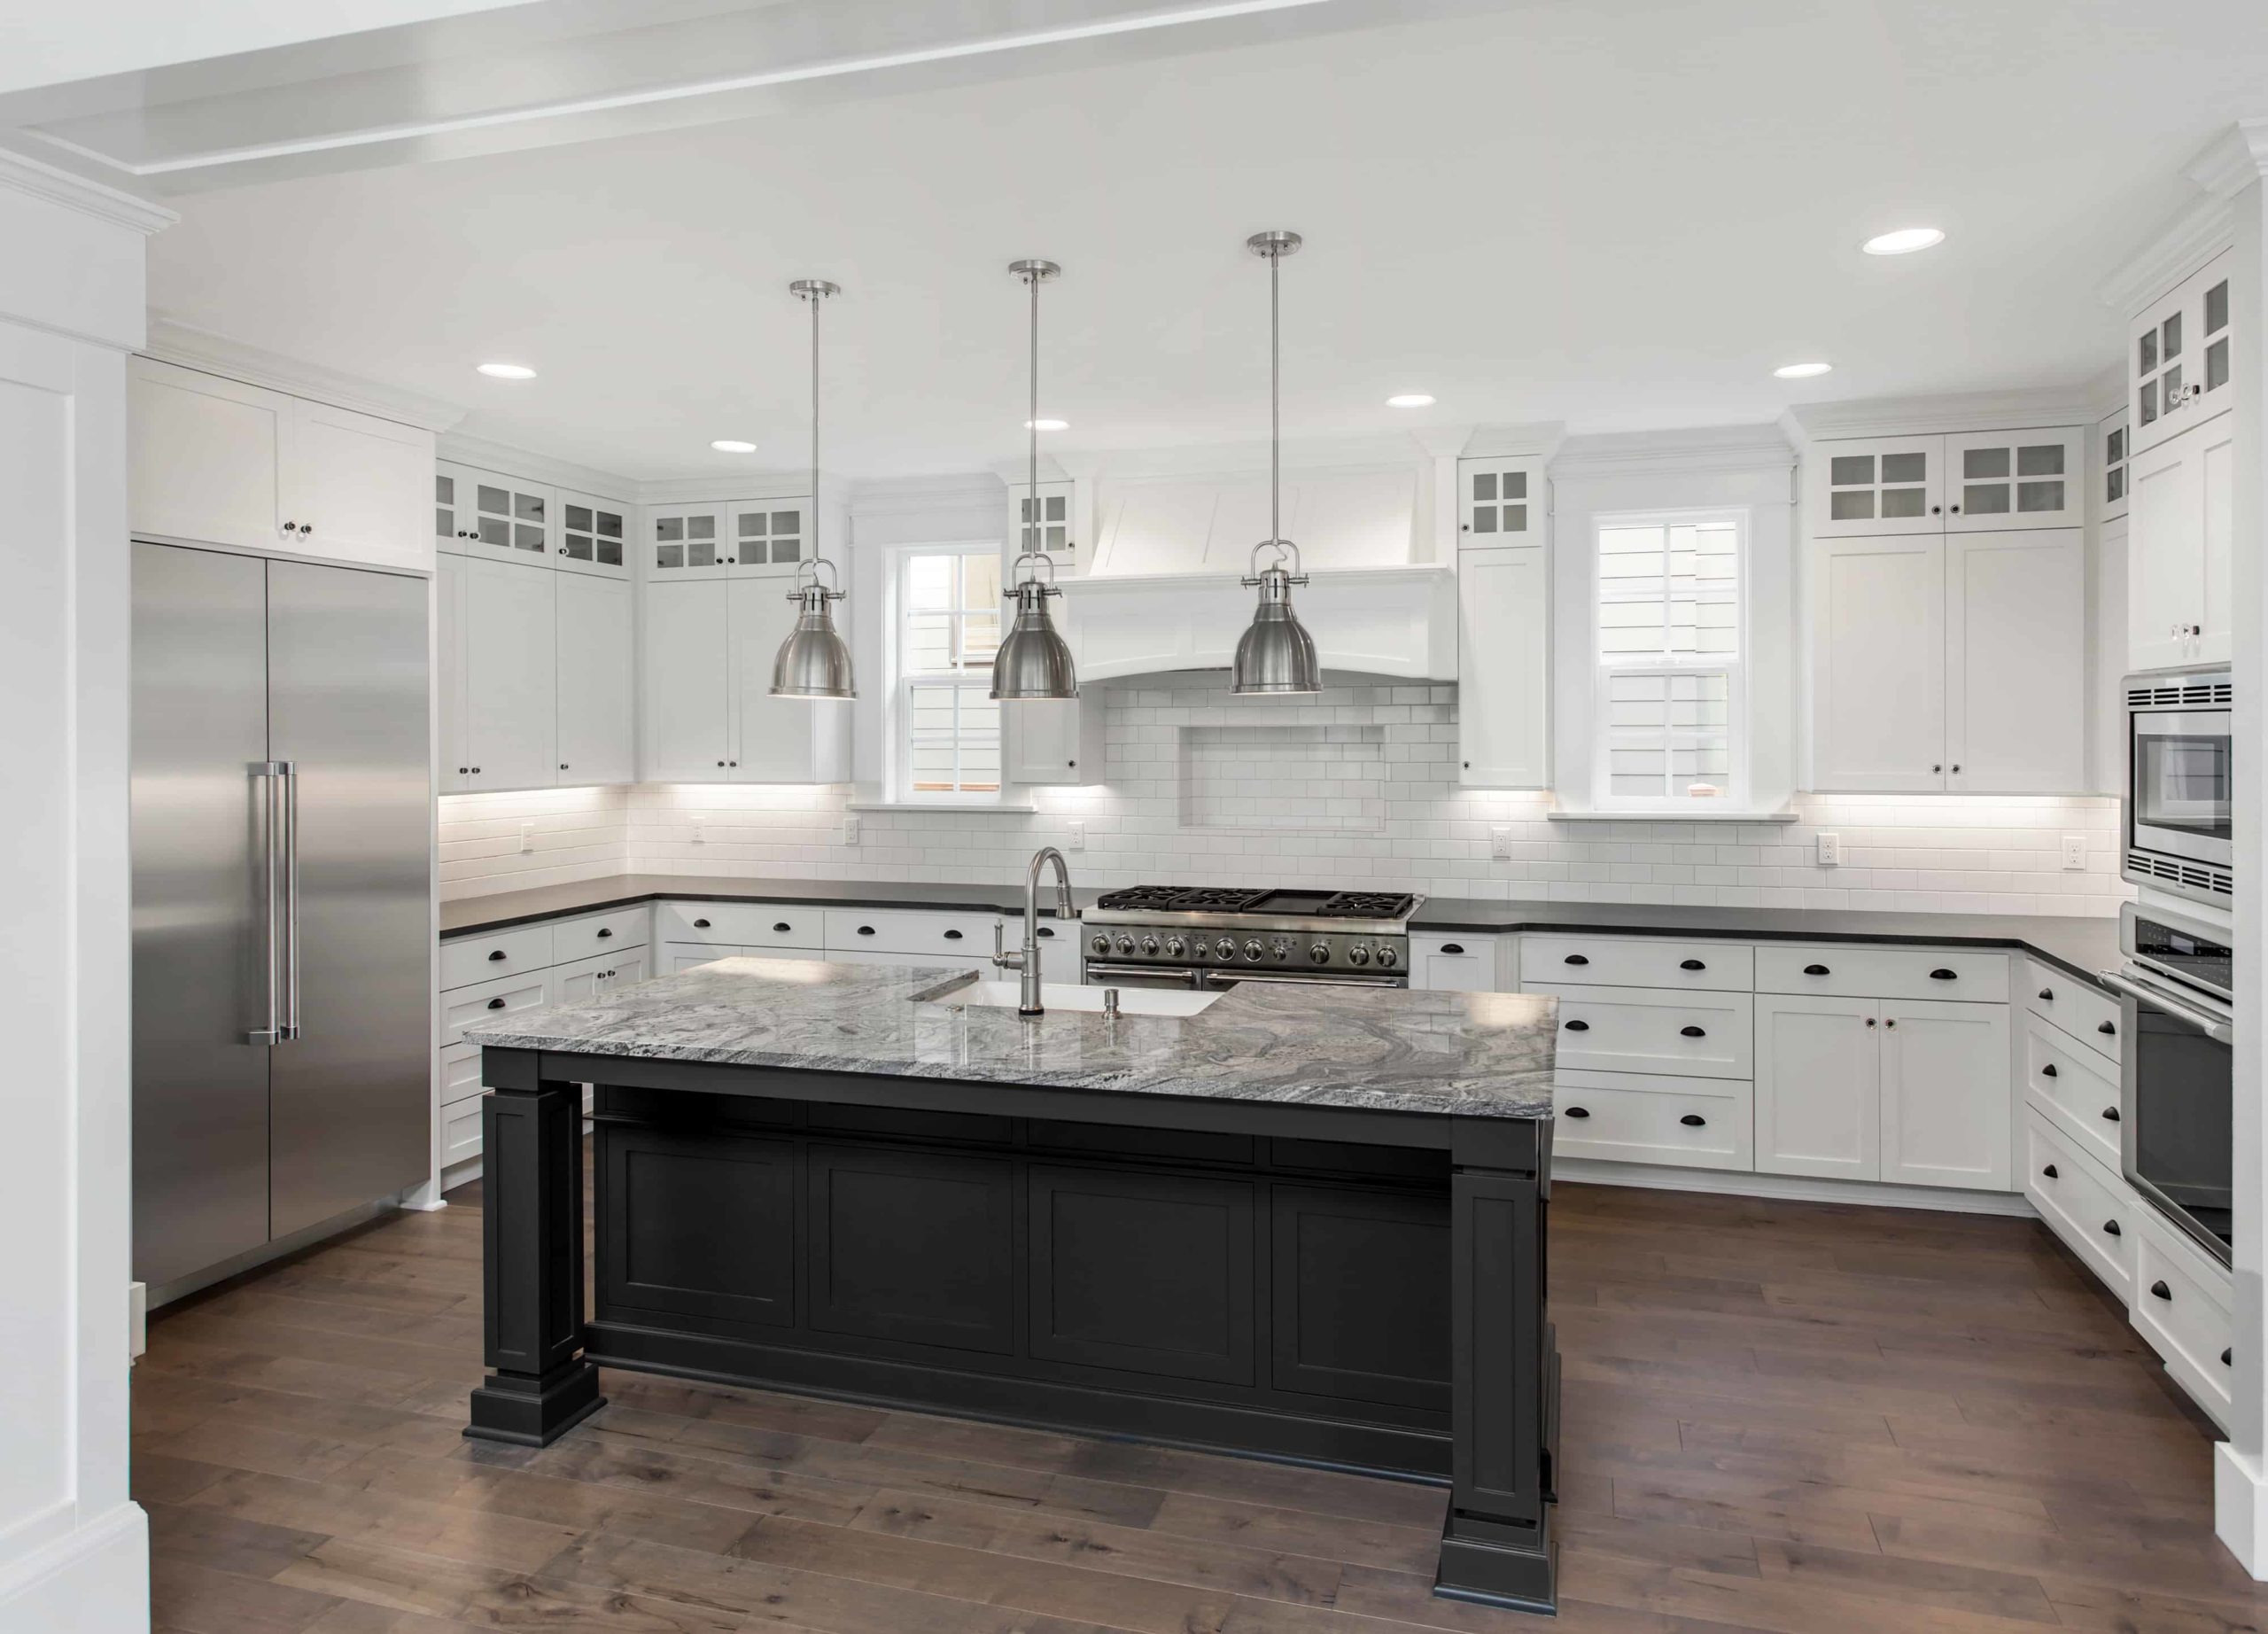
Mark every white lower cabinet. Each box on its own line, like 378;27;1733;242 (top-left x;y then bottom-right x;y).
1753;993;1880;1181
1878;999;2009;1189
2132;1207;2234;1429
1531;984;1753;1080
553;948;648;1001
2024;1109;2137;1302
1552;1070;1751;1171
1410;932;1501;992
2023;1017;2124;1170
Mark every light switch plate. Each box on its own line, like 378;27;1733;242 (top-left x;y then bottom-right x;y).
843;813;862;847
689;814;705;844
1490;825;1513;860
1068;819;1085;851
2062;833;2089;870
517;821;535;854
1816;831;1842;867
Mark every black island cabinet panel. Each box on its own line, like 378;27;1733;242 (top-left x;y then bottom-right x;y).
1028;1164;1256;1385
599;1127;796;1333
806;1143;1017;1354
1272;1185;1452;1412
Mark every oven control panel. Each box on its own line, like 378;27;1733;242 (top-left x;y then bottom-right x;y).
1084;927;1406;972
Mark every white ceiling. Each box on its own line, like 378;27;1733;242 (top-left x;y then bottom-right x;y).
130;0;2268;482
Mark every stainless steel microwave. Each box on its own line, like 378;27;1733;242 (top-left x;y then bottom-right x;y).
2123;667;2232;906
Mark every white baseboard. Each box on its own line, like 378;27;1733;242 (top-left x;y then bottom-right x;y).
0;1502;148;1634
2218;1443;2268;1577
1552;1156;2035;1218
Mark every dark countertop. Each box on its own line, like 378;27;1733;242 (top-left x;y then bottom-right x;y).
442;874;2122;989
461;957;1559;1120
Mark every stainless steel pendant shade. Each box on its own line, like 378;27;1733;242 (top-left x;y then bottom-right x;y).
771;277;855;699
1233;230;1322;696
992;258;1078;702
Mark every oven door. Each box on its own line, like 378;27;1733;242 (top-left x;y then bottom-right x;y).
2130;707;2233;870
2101;967;2233;1265
1200;968;1408;991
1082;961;1204;991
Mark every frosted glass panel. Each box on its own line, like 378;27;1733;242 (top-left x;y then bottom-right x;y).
1881;452;1926;483
1963;447;2008;479
2016;443;2064;476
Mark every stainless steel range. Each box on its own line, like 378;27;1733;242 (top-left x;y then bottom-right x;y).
1081;886;1420;991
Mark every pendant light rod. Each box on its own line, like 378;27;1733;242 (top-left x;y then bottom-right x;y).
789;277;838;565
992;259;1078;702
1246;230;1300;551
1007;259;1059;556
772;278;856;700
1233;230;1319;696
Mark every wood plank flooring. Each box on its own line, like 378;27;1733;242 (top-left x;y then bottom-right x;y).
136;1159;2265;1634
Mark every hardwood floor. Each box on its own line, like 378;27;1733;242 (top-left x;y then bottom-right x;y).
135;1161;2264;1634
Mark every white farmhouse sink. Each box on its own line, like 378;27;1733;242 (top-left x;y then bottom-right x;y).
919;978;1222;1017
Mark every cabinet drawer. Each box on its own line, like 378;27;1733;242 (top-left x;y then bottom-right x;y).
439;1040;486;1109
1410;932;1498;992
440;1097;485;1168
825;907;997;958
440;924;551;990
656;900;824;947
1754;944;2009;1002
1553;1070;1752;1171
550;906;649;963
2023;1020;2124;1171
1521;935;1751;992
439;969;550;1047
1528;984;1753;1079
2023;1109;2136;1303
2132;1209;2233;1428
2023;961;2121;1067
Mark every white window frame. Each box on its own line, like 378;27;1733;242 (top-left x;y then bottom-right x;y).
1588;505;1751;813
886;539;1006;805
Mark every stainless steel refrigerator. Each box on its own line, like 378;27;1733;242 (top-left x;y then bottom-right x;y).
132;541;431;1294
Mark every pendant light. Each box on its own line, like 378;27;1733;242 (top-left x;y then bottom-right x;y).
990;259;1078;702
1231;230;1321;696
770;277;857;700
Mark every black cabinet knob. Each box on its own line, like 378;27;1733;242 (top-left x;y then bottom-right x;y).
485;997;506;1009
1930;969;1956;981
1441;943;1464;954
2102;1107;2120;1123
2150;1280;2172;1301
858;926;876;936
1679;1025;1706;1038
2098;1020;2116;1036
1565;1019;1588;1031
487;949;506;961
1679;1114;1706;1127
2041;1062;2057;1078
1564;953;1589;965
596;928;612;938
693;918;711;928
1680;959;1705;971
1804;963;1829;976
1933;764;1942;774
1950;764;1961;774
2102;1219;2121;1237
457;766;470;775
560;763;569;770
2042;1163;2058;1179
2039;988;2054;1000
717;760;725;767
470;766;481;774
773;922;791;933
944;930;963;940
1564;1106;1589;1118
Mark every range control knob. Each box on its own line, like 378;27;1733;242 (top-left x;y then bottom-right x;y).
1243;939;1264;961
1192;939;1210;960
1164;937;1185;957
1347;944;1371;966
1140;936;1160;955
1089;933;1109;955
1309;944;1331;964
1215;938;1236;960
1272;939;1292;961
1376;945;1399;969
1115;934;1136;954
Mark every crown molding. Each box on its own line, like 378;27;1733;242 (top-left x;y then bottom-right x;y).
0;142;175;236
1458;421;1567;462
1552;423;1792;479
437;432;636;500
852;471;1005;516
985;454;1070;486
144;315;464;432
1781;387;2095;444
637;469;848;506
2085;362;2125;421
2097;194;2231;315
2186;119;2268;200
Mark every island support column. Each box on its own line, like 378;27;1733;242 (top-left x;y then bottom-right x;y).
1435;1117;1557;1613
465;1049;605;1444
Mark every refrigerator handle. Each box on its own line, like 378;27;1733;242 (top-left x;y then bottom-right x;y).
245;761;287;1045
280;759;300;1042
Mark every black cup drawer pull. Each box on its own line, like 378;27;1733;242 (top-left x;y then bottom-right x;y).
1441;943;1464;955
596;928;613;938
2040;1062;2057;1078
774;922;791;933
487;949;507;961
1565;1019;1589;1031
858;925;876;936
2101;1219;2121;1237
2041;1163;2058;1179
2038;987;2054;1001
693;918;711;929
1679;959;1705;971
1565;1106;1590;1118
1679;1025;1706;1039
1564;953;1589;965
485;997;507;1010
1679;1114;1707;1127
2098;1020;2116;1036
1930;968;1957;981
2101;1107;2120;1123
2225;1348;2234;1366
1804;963;1829;976
1037;927;1054;938
944;930;963;940
2150;1280;2172;1301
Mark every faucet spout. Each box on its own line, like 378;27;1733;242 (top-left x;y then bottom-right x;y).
1004;845;1076;1016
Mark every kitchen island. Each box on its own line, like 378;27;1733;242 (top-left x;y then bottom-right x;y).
460;957;1562;1613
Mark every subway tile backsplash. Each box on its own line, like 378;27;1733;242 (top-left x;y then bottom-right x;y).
441;673;2129;916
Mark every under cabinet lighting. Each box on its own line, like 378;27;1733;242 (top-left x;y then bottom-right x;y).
710;439;757;453
1861;227;1945;256
1773;362;1833;378
1385;393;1435;408
476;362;536;379
1024;418;1069;431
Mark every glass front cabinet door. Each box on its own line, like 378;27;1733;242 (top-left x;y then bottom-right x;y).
555;491;631;580
646;505;730;581
1806;437;1944;537
1943;428;2084;532
2132;248;2233;460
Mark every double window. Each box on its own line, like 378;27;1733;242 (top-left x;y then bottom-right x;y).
894;544;1003;799
1593;510;1746;809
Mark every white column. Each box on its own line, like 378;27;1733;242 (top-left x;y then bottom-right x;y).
0;147;171;1634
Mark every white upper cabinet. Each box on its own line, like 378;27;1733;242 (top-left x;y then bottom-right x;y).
555;491;631;580
642;580;732;780
646;500;812;582
1809;535;1946;790
129;357;431;571
460;556;558;792
2131;249;2233;459
1004;696;1106;786
1457;457;1544;545
1807;435;1943;536
443;463;555;568
555;573;634;785
1943;529;2085;793
2128;415;2235;672
1457;545;1549;788
2098;404;2130;523
646;503;730;581
727;500;810;578
1943;428;2084;532
727;575;851;782
1007;479;1077;573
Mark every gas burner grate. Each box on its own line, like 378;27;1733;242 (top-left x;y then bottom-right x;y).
1170;887;1270;912
1315;891;1418;919
1093;885;1202;910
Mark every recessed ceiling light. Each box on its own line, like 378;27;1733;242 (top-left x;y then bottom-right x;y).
1024;418;1069;431
1385;393;1435;408
476;362;536;379
1861;227;1945;256
1774;361;1833;379
710;439;757;454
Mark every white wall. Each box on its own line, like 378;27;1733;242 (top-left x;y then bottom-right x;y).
0;152;167;1634
437;783;632;898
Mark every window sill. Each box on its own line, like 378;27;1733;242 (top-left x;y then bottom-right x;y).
1548;808;1798;824
849;800;1038;814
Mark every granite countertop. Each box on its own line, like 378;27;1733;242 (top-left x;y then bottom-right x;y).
441;873;2124;988
459;957;1559;1120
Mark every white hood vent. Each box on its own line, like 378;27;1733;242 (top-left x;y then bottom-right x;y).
1086;465;1422;576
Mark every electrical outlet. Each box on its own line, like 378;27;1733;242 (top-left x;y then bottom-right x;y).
843;813;862;847
1068;819;1085;852
2062;833;2089;871
517;821;535;854
1490;825;1513;860
1816;831;1842;868
690;814;705;844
